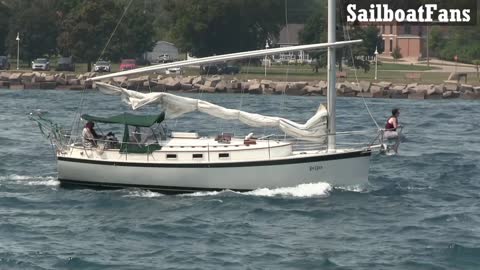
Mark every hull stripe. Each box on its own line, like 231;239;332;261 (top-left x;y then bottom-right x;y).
58;150;371;168
58;179;251;193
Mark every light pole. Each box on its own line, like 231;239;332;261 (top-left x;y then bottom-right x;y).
374;46;378;80
264;40;269;77
16;32;20;70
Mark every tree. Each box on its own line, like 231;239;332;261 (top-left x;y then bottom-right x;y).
165;0;284;57
299;3;327;72
5;0;58;61
58;0;155;71
392;47;402;62
0;3;10;55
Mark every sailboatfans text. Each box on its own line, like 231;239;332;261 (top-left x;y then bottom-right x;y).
346;4;471;23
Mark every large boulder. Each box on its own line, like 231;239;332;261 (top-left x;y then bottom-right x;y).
21;73;35;83
260;79;273;88
316;80;328;90
275;82;289;94
160;77;181;90
248;83;262;94
204;76;222;87
444;82;459;92
285;83;303;95
180;76;194;85
303;85;323;95
391;84;406;91
8;73;22;81
192;76;204;85
215;80;228;92
359;81;370;92
369;85;384;97
459;84;473;92
68;79;80;85
375;81;392;89
199;85;215;93
0;72;12;80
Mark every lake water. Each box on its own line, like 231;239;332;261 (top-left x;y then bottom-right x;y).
0;89;479;269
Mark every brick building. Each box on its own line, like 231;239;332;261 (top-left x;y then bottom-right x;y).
379;24;427;59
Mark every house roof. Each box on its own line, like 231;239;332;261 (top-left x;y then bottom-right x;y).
277;24;305;45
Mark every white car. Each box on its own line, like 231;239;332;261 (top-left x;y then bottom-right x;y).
32;58;50;71
94;61;111;72
165;67;183;75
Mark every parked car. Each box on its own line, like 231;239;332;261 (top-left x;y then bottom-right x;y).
55;56;75;72
221;64;241;75
0;56;10;70
32;58;50;71
119;59;137;71
165;67;183;75
94;60;111;72
200;63;240;75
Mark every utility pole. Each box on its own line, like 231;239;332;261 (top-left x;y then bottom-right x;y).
264;40;269;77
16;32;20;70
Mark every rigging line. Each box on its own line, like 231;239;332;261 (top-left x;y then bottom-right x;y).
70;0;134;140
96;0;134;63
340;2;380;130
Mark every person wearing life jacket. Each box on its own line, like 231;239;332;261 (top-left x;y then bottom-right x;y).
384;108;403;149
385;108;400;132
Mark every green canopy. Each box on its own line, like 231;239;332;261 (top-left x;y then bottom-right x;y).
81;112;165;127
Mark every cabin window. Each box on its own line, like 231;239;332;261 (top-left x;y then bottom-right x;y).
193;154;203;159
219;153;230;158
166;154;177;159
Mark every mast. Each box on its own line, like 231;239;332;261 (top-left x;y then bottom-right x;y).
327;0;336;152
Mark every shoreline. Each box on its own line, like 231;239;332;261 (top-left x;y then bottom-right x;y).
1;71;479;100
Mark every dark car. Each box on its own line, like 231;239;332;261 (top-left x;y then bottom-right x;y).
0;56;10;70
200;63;241;75
221;64;241;75
56;56;75;72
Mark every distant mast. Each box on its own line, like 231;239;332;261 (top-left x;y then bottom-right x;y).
327;0;336;152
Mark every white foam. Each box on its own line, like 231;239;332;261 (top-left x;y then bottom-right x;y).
182;182;332;198
124;190;163;198
182;190;225;197
245;182;332;198
335;185;367;193
0;174;59;186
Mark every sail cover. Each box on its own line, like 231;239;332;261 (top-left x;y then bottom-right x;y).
96;82;328;142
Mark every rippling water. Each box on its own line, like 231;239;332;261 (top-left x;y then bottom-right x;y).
1;89;479;269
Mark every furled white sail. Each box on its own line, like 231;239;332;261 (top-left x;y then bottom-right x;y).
96;82;328;141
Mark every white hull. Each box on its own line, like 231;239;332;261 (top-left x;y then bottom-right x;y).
57;150;371;192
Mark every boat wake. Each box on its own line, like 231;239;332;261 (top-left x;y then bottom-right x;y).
184;182;333;198
0;174;59;186
124;189;164;198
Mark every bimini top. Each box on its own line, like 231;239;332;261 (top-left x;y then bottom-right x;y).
81;112;165;127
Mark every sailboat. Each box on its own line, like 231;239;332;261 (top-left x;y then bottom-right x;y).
30;0;381;193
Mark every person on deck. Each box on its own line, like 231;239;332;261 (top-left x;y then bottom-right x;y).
82;121;101;147
385;108;400;132
384;108;402;153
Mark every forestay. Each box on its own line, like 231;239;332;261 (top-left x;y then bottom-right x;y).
96;82;328;142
